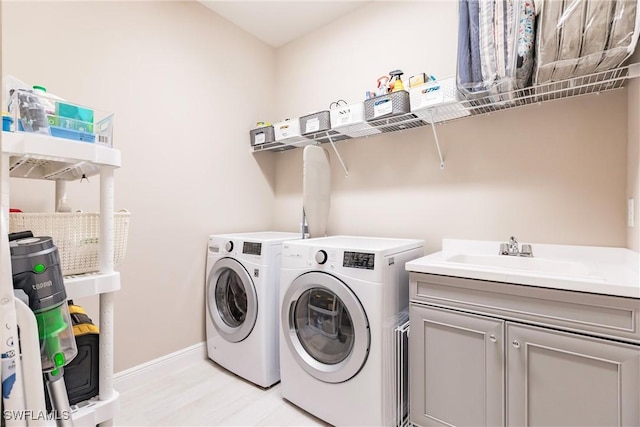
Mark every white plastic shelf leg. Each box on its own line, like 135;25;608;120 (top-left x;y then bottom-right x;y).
98;167;116;427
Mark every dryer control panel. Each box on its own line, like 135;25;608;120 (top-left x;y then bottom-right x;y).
343;251;375;270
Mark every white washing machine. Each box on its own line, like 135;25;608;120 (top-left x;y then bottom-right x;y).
206;231;300;388
279;236;424;426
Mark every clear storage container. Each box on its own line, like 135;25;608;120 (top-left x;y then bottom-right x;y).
8;89;115;146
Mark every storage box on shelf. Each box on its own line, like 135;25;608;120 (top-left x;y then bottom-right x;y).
409;77;470;123
249;125;275;147
364;90;411;120
7;88;114;147
329;101;380;138
364;90;427;133
8;211;130;276
300;110;351;144
253;117;310;151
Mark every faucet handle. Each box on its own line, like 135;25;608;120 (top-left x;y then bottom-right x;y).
499;243;510;255
521;244;533;257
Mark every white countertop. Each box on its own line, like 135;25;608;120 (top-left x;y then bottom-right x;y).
406;239;640;299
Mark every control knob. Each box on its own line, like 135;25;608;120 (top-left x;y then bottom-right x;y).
225;241;234;252
315;250;328;265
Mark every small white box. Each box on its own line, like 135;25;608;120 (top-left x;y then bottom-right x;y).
409;77;470;123
274;118;302;140
329;102;380;138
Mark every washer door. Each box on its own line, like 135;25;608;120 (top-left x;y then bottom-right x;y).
207;258;257;343
281;271;370;383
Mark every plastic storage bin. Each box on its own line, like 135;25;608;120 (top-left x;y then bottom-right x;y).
300;110;349;144
409;77;470;123
272;118;310;149
364;90;411;121
2;114;12;131
329;101;380;138
249;125;275;146
7;88;115;146
300;111;331;135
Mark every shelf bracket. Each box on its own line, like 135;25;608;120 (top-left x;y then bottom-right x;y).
326;136;349;177
429;110;445;169
43;161;86;180
9;155;30;173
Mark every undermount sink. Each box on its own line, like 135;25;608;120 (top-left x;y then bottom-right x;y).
443;254;599;278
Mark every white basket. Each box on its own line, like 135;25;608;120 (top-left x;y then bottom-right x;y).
9;211;130;276
329;102;380;138
273;118;300;140
409;77;470;123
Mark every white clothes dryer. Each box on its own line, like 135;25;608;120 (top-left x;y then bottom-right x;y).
279;236;424;426
206;231;299;388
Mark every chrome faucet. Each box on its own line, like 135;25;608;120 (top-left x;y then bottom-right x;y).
499;236;533;257
508;236;519;255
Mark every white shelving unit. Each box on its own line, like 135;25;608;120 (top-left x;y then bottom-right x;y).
252;63;640;171
1;130;121;426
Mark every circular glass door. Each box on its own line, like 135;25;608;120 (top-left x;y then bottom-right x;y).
281;271;370;383
207;258;257;343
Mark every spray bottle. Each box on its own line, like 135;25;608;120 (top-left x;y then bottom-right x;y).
389;70;405;92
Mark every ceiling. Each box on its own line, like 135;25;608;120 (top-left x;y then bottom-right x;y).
198;1;371;48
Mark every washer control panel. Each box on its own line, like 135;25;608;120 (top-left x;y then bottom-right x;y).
243;241;262;256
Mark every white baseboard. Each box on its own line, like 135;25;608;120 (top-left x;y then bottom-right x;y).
114;342;207;392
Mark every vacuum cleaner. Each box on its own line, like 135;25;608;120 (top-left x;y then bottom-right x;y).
10;231;76;426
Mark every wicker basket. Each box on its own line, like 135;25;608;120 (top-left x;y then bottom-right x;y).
9;211;130;276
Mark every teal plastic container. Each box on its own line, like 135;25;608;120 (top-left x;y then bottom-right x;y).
2;115;13;131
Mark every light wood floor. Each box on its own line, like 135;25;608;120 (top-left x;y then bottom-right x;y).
115;358;330;426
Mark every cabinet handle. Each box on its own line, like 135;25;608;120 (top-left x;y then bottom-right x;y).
489;334;497;343
512;340;520;349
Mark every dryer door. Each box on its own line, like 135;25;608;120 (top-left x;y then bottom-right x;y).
207;257;258;343
281;271;370;383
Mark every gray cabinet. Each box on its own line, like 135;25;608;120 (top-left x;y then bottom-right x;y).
507;323;640;427
409;304;504;427
409;273;640;427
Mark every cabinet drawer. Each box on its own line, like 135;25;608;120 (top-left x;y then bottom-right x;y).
410;273;640;344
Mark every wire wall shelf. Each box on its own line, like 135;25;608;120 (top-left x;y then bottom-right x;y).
456;63;637;117
252;63;638;173
252;63;639;157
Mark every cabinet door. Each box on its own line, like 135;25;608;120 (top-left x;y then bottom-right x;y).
409;304;504;427
507;323;640;426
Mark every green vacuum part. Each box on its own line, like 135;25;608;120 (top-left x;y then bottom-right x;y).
35;304;69;365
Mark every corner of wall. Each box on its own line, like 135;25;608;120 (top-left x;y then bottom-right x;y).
628;77;640;252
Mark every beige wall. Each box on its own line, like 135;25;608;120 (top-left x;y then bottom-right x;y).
2;1;279;371
272;1;630;255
